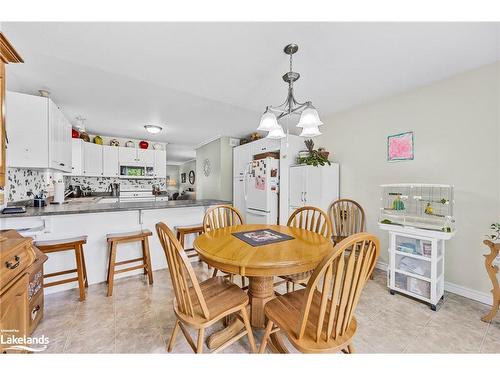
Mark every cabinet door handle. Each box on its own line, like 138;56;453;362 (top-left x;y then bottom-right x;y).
300;192;304;202
59;163;65;166
304;192;307;202
5;255;20;270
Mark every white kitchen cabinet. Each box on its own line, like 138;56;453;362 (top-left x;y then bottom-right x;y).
83;142;103;176
138;149;155;166
251;138;280;154
233;142;252;178
102;145;119;177
70;138;83;175
154;150;166;178
118;147;138;165
288;164;339;216
6;91;71;172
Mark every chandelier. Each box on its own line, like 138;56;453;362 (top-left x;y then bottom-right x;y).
257;43;323;139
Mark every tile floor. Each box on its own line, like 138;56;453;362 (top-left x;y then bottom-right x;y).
32;264;500;353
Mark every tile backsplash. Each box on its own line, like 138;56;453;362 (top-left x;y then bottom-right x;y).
65;176;167;192
4;168;167;203
6;168;53;202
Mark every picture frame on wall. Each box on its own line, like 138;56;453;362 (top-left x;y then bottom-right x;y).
181;173;186;183
387;131;414;161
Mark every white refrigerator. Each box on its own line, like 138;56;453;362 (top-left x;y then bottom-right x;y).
244;157;280;225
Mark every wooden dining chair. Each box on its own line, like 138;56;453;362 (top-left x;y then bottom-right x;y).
203;205;246;286
156;222;256;354
328;199;365;244
280;206;333;292
260;233;380;354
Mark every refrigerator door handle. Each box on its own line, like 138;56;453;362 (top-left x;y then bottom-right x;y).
243;164;249;203
246;208;270;216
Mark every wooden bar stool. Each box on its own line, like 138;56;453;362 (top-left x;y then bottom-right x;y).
34;236;88;301
174;224;204;262
106;230;153;297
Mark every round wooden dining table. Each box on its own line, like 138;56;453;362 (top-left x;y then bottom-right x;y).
193;224;333;336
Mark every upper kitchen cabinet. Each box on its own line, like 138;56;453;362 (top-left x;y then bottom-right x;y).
102;145;119;177
83;141;103;176
118;147;154;166
6;91;71;172
154;149;166;178
251;138;280;155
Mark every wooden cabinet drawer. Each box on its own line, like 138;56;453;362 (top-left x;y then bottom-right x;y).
0;273;29;353
28;290;43;335
0;237;35;289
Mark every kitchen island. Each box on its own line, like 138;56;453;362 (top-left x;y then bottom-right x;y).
0;199;228;294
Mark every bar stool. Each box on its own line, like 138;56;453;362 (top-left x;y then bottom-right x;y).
174;224;204;262
106;230;153;297
34;236;88;301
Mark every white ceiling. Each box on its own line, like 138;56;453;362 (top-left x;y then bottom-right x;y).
3;22;499;162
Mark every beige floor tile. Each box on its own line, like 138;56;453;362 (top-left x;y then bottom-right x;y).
32;266;494;354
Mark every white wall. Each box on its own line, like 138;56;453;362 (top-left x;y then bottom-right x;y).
317;62;500;298
196;137;233;201
178;160;196;193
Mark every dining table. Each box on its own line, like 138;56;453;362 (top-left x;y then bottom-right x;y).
193;223;334;350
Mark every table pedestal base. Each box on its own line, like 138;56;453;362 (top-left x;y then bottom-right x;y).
206;276;277;350
248;276;275;328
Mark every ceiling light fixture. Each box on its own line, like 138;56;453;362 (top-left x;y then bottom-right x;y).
258;44;323;139
144;125;163;134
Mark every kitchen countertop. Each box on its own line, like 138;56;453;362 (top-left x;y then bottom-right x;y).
0;198;230;218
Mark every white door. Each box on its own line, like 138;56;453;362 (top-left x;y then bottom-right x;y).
138;149;155;166
289;166;306;208
119;147;138;165
6;92;48;168
102;145;119;177
83;142;103;176
154;150;167;178
70;139;82;175
303;167;321;207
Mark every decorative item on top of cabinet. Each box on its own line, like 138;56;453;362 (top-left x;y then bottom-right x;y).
93;135;103;145
109;139;120;147
240;132;263;145
139;140;149;149
0;33;23;188
296;139;331;167
125;140;135;148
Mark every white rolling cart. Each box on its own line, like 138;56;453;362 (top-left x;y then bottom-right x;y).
378;184;455;310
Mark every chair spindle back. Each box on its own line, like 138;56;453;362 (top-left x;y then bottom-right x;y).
328;199;366;238
156;222;210;320
203;205;244;232
287;206;333;239
297;233;379;343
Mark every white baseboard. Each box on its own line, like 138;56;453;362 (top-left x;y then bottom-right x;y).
374;262;493;306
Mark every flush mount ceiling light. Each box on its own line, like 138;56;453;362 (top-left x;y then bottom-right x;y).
258;44;323;139
144;125;163;134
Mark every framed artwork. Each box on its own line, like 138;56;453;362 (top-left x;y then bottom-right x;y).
387;131;414;161
181;173;186;183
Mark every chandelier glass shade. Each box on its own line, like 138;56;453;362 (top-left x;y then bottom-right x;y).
258;44;323;139
256;108;280;132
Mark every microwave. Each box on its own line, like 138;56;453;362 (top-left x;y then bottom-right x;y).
119;165;154;178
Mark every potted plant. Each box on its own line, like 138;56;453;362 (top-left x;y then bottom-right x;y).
296;140;331;167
